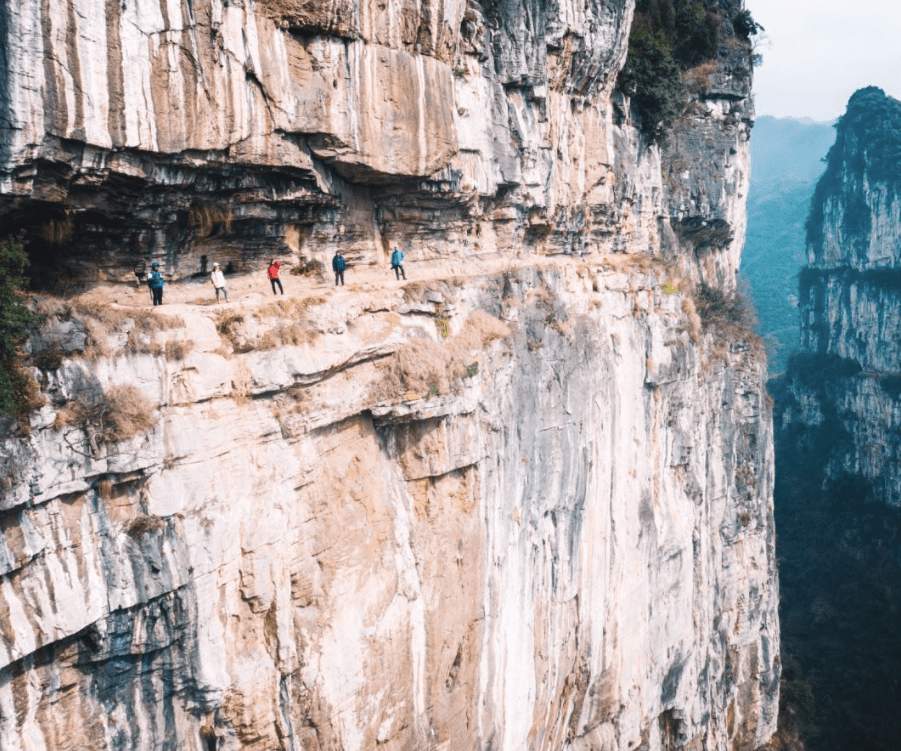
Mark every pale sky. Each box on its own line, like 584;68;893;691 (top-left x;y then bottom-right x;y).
747;0;901;121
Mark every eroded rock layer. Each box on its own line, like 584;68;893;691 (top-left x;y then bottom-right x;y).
0;0;777;749
1;0;750;288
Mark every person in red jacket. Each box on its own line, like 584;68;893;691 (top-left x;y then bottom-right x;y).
268;259;284;295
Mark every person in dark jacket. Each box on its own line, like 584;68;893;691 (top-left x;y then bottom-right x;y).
390;248;406;280
332;251;346;286
268;259;284;295
147;262;165;306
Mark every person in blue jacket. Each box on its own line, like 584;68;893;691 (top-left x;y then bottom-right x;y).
390;247;406;280
147;262;165;305
332;250;346;286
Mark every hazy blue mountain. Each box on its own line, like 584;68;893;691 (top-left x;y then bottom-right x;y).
749;115;837;183
741;115;836;375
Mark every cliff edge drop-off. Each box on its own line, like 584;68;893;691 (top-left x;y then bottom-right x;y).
0;1;779;749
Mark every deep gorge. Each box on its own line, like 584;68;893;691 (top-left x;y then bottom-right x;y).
767;87;901;751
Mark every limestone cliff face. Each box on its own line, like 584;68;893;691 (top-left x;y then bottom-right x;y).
0;0;749;289
779;87;901;506
0;1;778;750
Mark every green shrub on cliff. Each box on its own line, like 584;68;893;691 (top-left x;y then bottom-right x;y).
693;282;758;335
0;233;40;418
671;1;720;68
619;0;723;141
618;29;685;142
632;0;721;66
732;9;763;39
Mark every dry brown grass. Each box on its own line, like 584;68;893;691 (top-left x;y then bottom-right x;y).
217;298;324;353
257;323;314;349
377;338;449;399
164;339;194;360
52;408;68;430
231;361;252;402
376;310;510;400
216;311;246;351
681;296;702;343
449;309;511;351
683;60;718;95
125;311;186;355
125;311;162;355
693;283;763;354
290;258;326;277
402;281;431;302
189;296;221;307
601;252;657;274
55;302;186;358
66;303;127;357
41;213;74;245
260;296;326;322
526;282;574;337
66;384;156;451
7;364;45;435
188;204;232;236
126;514;164;537
403;281;458;306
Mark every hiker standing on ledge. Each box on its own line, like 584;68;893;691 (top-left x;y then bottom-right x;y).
211;262;228;303
268;259;284;295
147;262;165;306
390;247;406;280
332;250;346;286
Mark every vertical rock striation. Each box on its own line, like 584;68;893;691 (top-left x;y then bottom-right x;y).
1;0;750;289
0;1;778;749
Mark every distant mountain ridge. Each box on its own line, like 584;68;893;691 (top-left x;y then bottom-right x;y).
742;114;835;374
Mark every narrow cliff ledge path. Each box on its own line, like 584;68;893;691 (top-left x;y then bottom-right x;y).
71;254;592;310
0;0;778;749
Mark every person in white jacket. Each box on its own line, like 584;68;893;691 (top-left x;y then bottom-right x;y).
210;262;229;302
